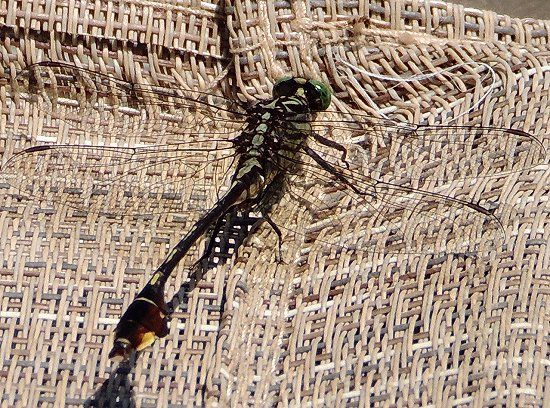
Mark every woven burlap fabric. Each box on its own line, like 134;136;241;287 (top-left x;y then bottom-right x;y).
0;0;548;406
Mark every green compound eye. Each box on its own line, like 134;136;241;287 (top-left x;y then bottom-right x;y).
305;79;332;111
273;77;332;111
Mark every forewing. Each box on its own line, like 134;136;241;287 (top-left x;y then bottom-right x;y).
10;61;247;147
283;111;546;256
3;62;246;217
312;112;546;187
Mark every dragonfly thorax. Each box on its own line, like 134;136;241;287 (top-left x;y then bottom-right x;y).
229;78;333;207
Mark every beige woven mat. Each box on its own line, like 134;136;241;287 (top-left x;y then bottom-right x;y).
0;0;548;406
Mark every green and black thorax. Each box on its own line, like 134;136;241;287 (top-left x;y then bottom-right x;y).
229;77;332;204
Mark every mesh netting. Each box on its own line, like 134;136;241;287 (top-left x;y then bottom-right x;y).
0;0;548;406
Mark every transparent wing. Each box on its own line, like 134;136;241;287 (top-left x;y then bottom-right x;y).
264;110;545;256
3;62;248;217
312;111;546;186
10;61;247;147
273;148;507;257
282;111;545;255
1;142;238;218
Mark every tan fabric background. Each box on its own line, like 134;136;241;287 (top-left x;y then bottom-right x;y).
0;0;548;406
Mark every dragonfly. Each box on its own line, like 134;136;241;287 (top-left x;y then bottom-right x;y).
1;61;545;362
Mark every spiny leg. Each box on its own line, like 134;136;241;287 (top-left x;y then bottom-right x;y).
262;211;284;263
251;172;288;263
312;131;349;168
302;145;377;199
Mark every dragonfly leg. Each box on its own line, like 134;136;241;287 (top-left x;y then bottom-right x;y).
311;131;349;168
303;145;377;199
262;212;284;263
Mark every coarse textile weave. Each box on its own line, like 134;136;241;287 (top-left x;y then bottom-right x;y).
0;0;548;406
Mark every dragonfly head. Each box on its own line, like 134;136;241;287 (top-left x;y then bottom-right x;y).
273;77;332;111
